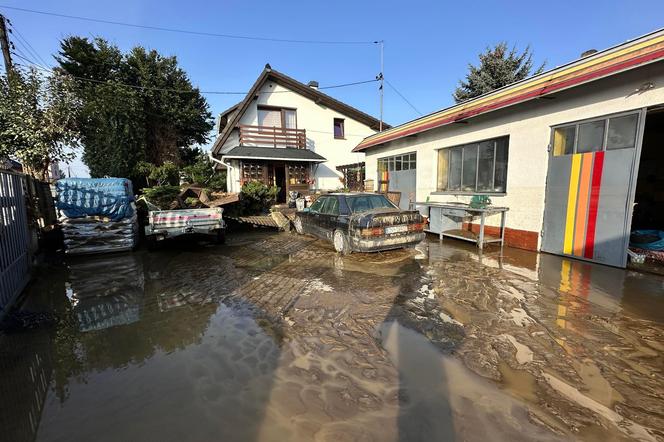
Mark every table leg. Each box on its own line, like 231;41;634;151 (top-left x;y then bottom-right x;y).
439;209;444;241
478;212;485;250
500;211;506;250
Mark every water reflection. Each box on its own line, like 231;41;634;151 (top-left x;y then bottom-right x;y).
0;232;662;441
66;255;145;332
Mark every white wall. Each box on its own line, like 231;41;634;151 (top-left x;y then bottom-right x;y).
219;80;376;191
365;63;664;249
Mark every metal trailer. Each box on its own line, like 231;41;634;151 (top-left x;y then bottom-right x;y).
145;207;226;247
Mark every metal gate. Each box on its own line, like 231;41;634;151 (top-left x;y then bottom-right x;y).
541;110;644;267
0;170;31;315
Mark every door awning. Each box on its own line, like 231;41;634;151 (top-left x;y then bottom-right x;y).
221;146;326;163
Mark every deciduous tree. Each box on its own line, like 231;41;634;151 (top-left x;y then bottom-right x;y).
56;37;213;182
0;67;80;179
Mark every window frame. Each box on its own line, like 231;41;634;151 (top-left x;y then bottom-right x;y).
377;152;417;172
257;105;298;129
550;110;641;157
321;196;340;215
434;136;509;196
333;118;345;139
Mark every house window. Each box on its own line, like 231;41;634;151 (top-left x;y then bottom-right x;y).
287;164;309;185
437;136;508;193
241;161;265;184
377;153;416;172
257;106;297;128
551;112;640;156
334;118;345;139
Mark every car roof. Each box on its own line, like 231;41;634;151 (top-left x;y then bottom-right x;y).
324;192;384;197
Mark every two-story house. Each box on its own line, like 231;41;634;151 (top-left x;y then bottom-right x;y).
211;65;387;202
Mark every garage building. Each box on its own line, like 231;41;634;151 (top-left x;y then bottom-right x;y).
355;29;664;267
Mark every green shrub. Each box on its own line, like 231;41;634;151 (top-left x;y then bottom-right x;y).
141;185;181;209
239;181;279;215
181;152;226;191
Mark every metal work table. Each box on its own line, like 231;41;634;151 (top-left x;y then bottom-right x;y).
415;202;509;250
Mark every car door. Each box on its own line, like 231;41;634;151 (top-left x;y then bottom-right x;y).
306;196;326;238
319;196;341;241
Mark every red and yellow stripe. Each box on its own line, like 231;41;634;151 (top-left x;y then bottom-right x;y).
354;31;664;152
562;152;605;259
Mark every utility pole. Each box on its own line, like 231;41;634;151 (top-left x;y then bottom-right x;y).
0;14;12;73
375;40;384;131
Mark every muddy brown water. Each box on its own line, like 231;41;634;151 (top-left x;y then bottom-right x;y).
1;232;663;441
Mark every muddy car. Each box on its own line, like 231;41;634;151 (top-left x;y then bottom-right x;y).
293;193;425;254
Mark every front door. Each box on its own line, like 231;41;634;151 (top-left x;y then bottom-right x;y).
541;111;644;267
274;165;287;203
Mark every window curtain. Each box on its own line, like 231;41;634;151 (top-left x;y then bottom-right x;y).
283;110;297;129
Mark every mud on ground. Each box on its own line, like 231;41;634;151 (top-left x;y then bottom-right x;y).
1;231;663;442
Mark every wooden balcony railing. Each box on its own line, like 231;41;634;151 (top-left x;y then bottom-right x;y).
238;124;307;149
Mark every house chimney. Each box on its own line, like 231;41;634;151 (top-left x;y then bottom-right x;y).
581;49;598;58
307;80;319;90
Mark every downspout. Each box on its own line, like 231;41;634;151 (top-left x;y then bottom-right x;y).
208;151;235;190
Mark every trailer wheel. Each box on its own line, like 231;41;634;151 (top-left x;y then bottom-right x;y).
214;229;226;245
146;235;159;251
333;230;351;255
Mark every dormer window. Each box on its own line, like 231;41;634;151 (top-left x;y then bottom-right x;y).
334;118;345;139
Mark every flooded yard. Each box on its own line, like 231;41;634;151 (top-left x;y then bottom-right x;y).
1;231;663;441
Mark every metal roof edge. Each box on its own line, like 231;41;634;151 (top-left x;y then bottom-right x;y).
353;27;664;152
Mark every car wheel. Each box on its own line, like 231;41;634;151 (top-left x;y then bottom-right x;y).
294;216;304;234
333;230;351;255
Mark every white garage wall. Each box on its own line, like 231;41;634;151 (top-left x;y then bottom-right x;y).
365;63;664;249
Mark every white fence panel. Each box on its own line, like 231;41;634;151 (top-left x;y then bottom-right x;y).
0;170;31;317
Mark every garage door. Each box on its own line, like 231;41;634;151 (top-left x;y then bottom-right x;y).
378;153;416;209
541;111;644;267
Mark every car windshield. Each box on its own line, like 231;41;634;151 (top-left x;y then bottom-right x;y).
345;195;396;213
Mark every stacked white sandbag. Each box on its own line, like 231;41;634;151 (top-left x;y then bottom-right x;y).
56;178;138;255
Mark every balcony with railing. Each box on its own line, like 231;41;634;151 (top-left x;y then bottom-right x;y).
238;124;307;149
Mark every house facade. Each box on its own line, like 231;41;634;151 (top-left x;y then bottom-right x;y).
355;29;664;268
211;66;385;201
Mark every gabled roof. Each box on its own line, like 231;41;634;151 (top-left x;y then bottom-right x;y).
219;102;241;119
212;65;388;155
354;28;664;152
223;146;326;162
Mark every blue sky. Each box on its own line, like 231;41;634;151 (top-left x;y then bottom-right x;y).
2;1;663;175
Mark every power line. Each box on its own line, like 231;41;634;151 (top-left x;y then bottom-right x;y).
13;56;378;96
385;79;422;116
7;19;51;67
10;35;50;71
0;5;376;45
